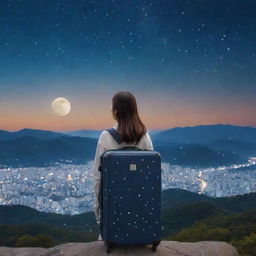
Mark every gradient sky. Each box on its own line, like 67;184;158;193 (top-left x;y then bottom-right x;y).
0;0;255;132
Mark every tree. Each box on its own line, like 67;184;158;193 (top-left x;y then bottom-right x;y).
236;233;256;256
15;234;55;248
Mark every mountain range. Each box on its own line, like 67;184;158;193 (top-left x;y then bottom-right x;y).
0;188;255;255
0;124;255;168
151;124;256;144
0;136;97;167
0;128;71;141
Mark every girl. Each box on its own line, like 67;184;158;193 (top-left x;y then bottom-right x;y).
92;91;154;240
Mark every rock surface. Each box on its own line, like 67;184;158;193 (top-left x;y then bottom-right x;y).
0;240;240;256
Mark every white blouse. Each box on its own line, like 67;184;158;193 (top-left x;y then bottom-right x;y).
92;122;154;223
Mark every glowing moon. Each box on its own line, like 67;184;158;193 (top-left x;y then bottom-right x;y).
51;97;71;116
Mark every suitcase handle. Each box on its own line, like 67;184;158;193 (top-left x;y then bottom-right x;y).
98;147;153;172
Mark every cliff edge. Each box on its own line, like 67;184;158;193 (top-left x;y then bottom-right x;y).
0;240;239;256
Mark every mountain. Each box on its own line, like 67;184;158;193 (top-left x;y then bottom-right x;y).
161;202;230;237
170;208;256;241
0;205;97;231
214;192;256;212
151;124;256;168
152;124;256;145
0;188;255;252
61;129;103;139
207;138;256;158
0;136;247;168
62;128;163;138
1;188;255;230
161;188;256;213
0;124;255;168
168;209;256;256
155;143;247;168
0;128;70;141
161;189;256;255
0;222;97;247
161;188;213;212
2;124;256;145
0;136;97;167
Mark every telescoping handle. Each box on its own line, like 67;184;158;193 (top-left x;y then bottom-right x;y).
98;146;153;172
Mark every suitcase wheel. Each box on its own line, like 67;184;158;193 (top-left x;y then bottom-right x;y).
151;241;161;252
106;246;112;253
105;241;114;253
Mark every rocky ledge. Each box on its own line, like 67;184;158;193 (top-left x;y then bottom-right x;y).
0;240;239;256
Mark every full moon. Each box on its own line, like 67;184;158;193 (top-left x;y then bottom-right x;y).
51;97;71;116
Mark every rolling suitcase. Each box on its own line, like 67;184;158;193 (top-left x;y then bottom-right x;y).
98;128;162;253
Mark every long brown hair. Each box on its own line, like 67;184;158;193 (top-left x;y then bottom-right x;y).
112;91;147;144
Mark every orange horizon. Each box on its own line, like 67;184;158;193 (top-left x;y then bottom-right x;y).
1;89;256;132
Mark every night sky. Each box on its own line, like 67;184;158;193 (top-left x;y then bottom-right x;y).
0;0;255;131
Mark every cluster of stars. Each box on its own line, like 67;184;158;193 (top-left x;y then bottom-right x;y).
0;0;255;101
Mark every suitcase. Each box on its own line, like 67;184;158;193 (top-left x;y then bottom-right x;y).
98;128;162;253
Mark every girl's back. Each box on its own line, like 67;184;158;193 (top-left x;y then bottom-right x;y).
100;122;154;151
